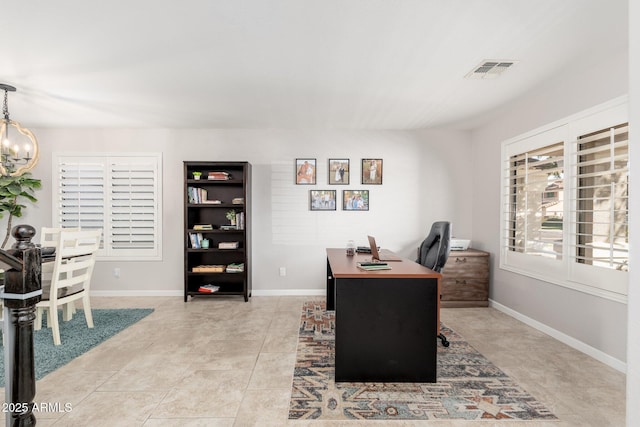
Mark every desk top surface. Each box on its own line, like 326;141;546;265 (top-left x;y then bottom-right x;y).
326;248;440;279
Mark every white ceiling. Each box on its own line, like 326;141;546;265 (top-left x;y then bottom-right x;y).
2;0;628;130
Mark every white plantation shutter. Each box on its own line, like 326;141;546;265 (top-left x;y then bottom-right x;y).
500;96;628;302
53;153;162;260
109;161;158;253
58;159;106;233
506;141;564;258
571;123;629;271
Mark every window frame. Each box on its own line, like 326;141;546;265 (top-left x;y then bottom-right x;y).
52;152;163;261
500;96;628;303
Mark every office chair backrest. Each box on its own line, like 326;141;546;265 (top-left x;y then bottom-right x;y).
417;221;451;273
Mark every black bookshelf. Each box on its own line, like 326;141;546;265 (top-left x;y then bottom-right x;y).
183;161;251;302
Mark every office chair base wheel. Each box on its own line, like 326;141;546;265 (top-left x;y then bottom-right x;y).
438;333;450;347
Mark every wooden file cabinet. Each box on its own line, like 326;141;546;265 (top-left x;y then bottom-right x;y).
441;249;489;307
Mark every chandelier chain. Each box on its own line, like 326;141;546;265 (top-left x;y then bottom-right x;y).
2;88;9;121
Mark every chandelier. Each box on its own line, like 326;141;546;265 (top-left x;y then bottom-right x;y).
0;83;39;177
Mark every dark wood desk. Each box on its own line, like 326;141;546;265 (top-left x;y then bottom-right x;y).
326;248;441;382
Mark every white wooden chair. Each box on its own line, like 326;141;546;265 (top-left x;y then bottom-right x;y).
39;227;81;320
35;229;101;345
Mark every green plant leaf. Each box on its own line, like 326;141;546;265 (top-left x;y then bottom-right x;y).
0;173;41;247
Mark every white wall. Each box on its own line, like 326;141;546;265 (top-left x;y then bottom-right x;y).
6;128;473;296
627;0;639;422
471;47;629;364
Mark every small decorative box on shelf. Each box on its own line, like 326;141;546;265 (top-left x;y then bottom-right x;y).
192;265;226;273
218;241;240;249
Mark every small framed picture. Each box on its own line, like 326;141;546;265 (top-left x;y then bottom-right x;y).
328;159;350;185
310;190;337;211
362;158;383;184
342;190;369;211
296;158;316;184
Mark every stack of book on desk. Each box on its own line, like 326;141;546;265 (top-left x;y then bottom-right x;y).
356;262;391;271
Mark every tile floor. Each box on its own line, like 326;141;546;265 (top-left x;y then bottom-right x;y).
2;296;626;426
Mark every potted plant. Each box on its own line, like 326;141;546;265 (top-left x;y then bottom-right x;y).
192;171;202;180
226;209;237;226
0;172;41;248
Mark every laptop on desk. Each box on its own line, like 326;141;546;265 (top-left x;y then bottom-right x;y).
367;235;402;262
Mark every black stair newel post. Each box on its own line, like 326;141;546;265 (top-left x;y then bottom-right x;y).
1;224;42;427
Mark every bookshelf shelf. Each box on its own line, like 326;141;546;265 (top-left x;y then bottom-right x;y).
184;161;251;302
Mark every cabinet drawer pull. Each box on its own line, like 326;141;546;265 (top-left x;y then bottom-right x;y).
455;257;467;263
455;279;467;284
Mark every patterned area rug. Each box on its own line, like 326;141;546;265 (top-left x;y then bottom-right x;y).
289;301;557;421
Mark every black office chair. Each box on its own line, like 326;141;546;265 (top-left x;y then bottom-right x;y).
416;221;451;347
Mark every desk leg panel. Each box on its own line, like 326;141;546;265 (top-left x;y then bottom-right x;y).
335;277;438;382
326;258;335;310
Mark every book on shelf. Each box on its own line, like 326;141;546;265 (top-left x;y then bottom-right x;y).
198;284;220;293
193;224;213;230
235;212;245;230
226;262;244;273
208;171;231;180
189;232;205;249
200;199;222;204
193;265;225;272
231;197;244;204
356;262;391;271
219;225;237;231
187;186;209;204
218;241;240;249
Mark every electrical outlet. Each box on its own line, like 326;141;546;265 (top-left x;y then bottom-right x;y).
279;267;286;277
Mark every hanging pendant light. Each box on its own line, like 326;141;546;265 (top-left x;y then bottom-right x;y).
0;83;39;177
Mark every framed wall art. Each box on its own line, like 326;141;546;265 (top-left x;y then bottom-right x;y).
361;158;383;184
328;158;349;184
342;190;369;211
310;190;337;210
296;158;316;184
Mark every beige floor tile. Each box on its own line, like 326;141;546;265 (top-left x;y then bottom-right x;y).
0;296;626;427
234;388;292;426
144;419;234;427
248;352;297;389
56;391;166;426
152;369;252;418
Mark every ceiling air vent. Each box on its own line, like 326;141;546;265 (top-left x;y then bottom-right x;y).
465;60;517;79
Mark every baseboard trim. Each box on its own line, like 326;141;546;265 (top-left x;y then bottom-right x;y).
252;289;325;296
90;289;326;297
91;290;184;297
489;299;627;373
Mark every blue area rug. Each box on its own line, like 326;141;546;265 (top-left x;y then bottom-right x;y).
0;308;153;387
289;301;556;421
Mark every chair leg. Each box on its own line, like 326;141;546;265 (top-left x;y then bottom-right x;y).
34;307;43;331
62;302;75;322
50;308;62;346
438;333;450;347
82;295;94;329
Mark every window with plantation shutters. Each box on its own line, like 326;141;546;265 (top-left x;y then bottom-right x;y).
507;141;564;258
572;124;628;271
500;96;628;302
53;153;162;260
